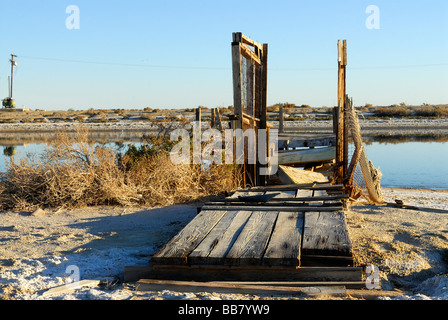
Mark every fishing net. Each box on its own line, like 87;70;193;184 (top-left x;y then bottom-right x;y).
346;103;384;204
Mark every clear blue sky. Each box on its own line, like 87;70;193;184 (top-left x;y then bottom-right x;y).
0;0;447;110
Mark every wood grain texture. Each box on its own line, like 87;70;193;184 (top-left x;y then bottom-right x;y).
151;210;228;265
224;211;278;265
302;211;352;257
188;210;252;265
264;190;296;198
262;211;303;266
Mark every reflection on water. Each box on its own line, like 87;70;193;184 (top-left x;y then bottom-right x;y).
1;141;134;172
1;134;447;190
363;141;448;190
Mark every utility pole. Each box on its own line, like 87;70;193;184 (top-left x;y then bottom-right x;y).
3;54;17;108
9;54;17;98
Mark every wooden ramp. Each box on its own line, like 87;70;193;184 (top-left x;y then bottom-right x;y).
125;183;363;286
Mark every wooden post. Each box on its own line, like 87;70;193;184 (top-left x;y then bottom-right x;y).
279;106;284;133
260;44;268;130
335;40;347;185
196;107;201;122
211;108;215;128
232;33;245;186
259;43;269;186
232;33;243;130
215;108;223;131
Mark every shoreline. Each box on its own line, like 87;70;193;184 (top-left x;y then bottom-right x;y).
0;117;447;133
0;118;446;148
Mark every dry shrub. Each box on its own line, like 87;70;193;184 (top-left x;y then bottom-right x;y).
125;153;239;207
0;127;241;210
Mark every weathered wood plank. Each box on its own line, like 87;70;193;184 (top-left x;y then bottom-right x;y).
313;189;329;197
240;33;263;51
42;279;102;297
302;211;352;257
201;205;342;212
295;189;314;198
224;211;278;265
151;210;228;265
188;210;252;265
136;279;347;297
309;189;329;206
277;165;328;185
247;183;344;192
124;265;363;282
215;280;365;289
214;194;348;203
240;43;262;66
228;191;265;198
264;190;296;198
203;202;342;208
262;212;303;266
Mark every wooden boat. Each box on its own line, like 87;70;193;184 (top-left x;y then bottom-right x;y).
277;146;336;165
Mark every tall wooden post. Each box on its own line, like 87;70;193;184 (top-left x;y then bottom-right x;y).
336;40;347;185
232;33;243;131
259;43;268;186
232;33;245;186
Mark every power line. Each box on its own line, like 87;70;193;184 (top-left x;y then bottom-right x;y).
18;55;229;70
16;55;448;72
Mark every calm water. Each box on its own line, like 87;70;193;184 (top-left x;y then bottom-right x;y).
1;140;447;190
363;141;448;190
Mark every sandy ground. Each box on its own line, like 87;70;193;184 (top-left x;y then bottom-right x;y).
0;188;447;300
347;188;448;299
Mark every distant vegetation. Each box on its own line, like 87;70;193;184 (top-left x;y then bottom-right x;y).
361;104;448;119
0;103;446;125
267;102;448;120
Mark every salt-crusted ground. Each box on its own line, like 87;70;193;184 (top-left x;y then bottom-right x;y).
0;188;447;300
347;188;448;300
0;117;447;133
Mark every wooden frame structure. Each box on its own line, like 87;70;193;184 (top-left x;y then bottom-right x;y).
123;37;370;290
232;32;269;187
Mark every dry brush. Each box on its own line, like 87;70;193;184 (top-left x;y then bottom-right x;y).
0;127;241;210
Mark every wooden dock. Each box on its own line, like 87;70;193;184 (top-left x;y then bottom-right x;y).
125;183;363;286
123;36;369;289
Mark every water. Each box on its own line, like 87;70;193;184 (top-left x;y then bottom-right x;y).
364;141;448;190
1;139;447;190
